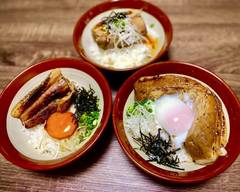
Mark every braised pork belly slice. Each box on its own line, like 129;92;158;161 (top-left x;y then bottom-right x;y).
92;10;147;50
23;82;75;128
11;69;62;118
11;69;76;128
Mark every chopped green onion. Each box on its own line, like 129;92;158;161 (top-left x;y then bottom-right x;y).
150;23;155;28
74;86;100;142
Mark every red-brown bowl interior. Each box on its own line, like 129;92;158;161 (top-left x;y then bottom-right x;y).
73;0;173;72
113;61;240;183
0;58;112;171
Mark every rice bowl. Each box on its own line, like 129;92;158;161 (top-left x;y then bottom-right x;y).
81;8;165;69
73;0;172;71
7;68;103;161
123;74;230;172
0;58;112;170
112;61;240;183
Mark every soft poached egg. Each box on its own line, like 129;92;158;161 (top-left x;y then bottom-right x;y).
154;94;194;148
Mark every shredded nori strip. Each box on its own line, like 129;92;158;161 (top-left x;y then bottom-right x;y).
74;86;99;119
133;128;184;170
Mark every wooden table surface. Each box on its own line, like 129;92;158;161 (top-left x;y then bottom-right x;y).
0;0;240;191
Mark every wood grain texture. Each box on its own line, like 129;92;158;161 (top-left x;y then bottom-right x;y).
0;0;240;191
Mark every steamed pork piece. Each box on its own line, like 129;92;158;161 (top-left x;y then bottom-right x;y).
134;75;227;165
92;10;147;50
11;69;76;128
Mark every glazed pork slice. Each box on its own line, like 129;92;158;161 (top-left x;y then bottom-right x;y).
11;69;62;118
134;75;228;165
19;77;70;123
184;91;227;164
23;82;75;128
92;10;147;50
11;68;76;128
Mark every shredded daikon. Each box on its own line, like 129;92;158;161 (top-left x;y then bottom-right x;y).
125;100;159;138
105;12;147;49
25;126;88;159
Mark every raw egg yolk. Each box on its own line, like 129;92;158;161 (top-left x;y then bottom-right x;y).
45;112;78;140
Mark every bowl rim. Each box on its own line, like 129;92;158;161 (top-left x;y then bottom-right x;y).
112;60;240;183
73;0;173;72
0;57;112;171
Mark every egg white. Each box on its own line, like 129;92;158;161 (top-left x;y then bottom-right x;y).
153;93;194;149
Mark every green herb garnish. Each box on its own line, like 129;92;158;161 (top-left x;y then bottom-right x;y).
78;111;99;131
74;86;100;142
150;23;155;28
133;128;184;170
127;99;153;117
